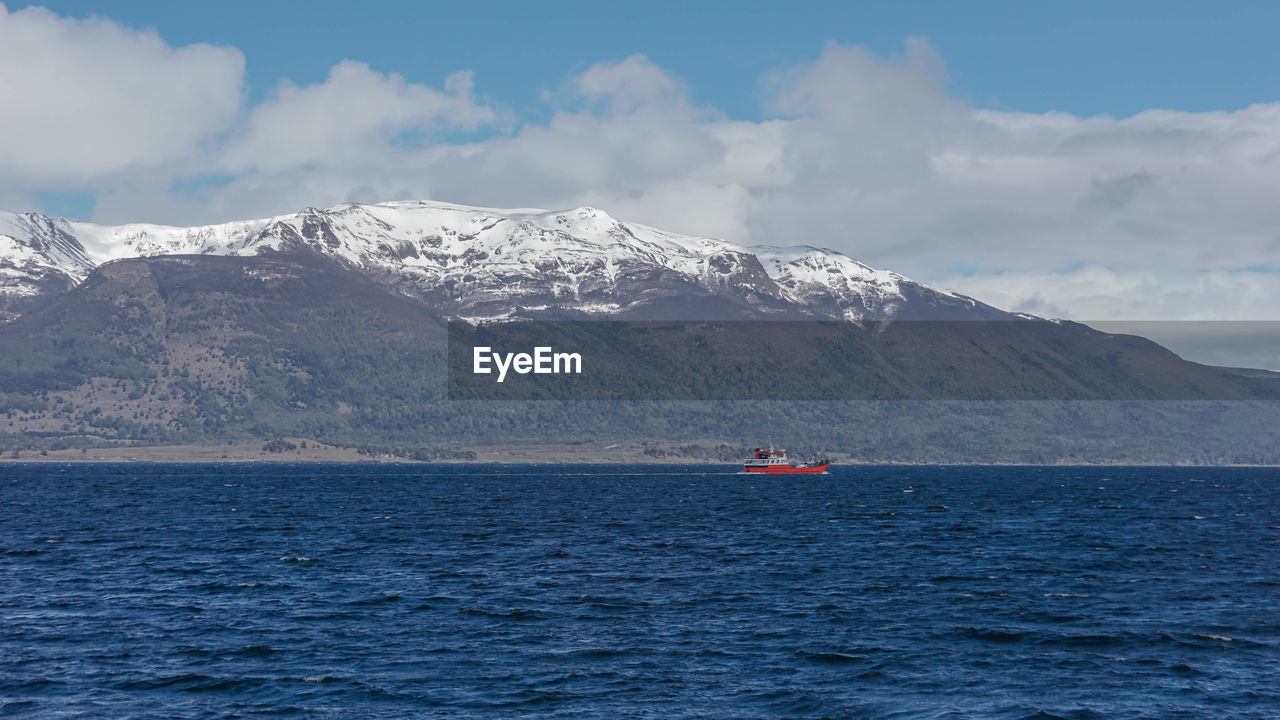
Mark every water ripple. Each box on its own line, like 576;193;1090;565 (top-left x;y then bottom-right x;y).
2;463;1279;719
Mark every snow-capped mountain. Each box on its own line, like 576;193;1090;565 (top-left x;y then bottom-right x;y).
0;213;94;321
0;200;1002;322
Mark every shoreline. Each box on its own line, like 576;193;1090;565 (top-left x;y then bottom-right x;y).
0;439;1276;467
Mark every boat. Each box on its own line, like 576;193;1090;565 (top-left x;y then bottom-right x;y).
742;447;830;474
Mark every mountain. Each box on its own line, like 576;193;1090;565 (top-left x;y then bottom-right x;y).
0;201;999;323
3;200;1280;463
0;213;94;322
2;252;1278;463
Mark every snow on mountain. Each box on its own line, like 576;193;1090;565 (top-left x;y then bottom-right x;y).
752;246;1001;321
0;212;97;320
66;216;280;263
0;201;1004;322
755;246;912;321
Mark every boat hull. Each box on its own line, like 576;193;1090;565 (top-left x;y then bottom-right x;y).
742;463;830;474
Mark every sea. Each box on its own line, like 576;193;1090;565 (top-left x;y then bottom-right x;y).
2;463;1278;719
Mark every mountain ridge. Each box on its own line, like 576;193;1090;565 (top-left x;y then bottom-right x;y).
1;250;1278;462
0;200;1003;323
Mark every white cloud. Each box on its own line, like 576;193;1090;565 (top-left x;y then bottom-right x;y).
0;2;244;185
939;268;1280;321
221;61;499;174
575;54;692;115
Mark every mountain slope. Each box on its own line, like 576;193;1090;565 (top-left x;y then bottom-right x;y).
0;253;449;443
1;253;1277;462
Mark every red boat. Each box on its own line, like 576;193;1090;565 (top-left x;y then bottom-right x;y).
742;448;830;474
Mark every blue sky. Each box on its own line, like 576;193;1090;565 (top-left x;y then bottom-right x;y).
21;0;1280;120
2;0;1280;327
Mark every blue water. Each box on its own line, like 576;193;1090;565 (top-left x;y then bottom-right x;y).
2;464;1279;719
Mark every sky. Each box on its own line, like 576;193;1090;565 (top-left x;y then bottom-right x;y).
2;0;1279;325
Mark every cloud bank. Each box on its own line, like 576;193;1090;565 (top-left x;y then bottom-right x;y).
2;4;1278;320
0;4;243;186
